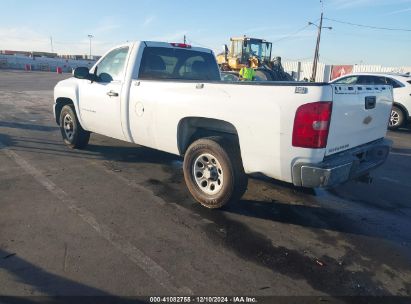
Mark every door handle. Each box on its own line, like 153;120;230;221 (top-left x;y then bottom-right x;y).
107;90;119;97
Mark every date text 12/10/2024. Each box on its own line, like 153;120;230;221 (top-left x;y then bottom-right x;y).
149;296;258;303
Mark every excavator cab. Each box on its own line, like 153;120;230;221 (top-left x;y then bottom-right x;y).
242;38;272;66
217;36;294;81
220;37;273;70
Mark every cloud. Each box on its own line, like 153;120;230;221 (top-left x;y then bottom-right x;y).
0;27;50;52
243;26;285;35
143;15;156;28
87;17;122;36
266;29;317;43
384;7;411;15
328;0;377;9
93;23;121;35
328;0;411;9
148;30;188;42
0;27;118;55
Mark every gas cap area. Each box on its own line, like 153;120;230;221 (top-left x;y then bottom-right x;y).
135;102;144;117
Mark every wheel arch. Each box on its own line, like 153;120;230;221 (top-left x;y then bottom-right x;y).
393;102;409;119
55;97;74;125
177;117;241;156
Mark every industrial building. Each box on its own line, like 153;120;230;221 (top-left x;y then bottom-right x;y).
0;50;99;73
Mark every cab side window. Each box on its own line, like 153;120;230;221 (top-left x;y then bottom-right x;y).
357;76;372;85
385;77;403;88
334;76;358;84
372;76;387;85
95;47;129;83
357;76;386;85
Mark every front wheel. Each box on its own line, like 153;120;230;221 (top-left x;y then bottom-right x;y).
388;106;405;130
59;105;90;149
183;136;248;209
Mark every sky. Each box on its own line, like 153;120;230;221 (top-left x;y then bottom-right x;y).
0;0;410;66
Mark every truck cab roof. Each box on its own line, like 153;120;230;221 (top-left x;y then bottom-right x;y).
140;41;213;54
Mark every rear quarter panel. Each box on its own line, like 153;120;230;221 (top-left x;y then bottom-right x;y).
394;86;411;117
139;81;333;183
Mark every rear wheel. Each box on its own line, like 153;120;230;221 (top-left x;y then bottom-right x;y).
59;105;90;149
388;106;405;130
183;136;248;209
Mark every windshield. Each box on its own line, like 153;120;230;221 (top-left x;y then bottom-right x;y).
244;40;272;62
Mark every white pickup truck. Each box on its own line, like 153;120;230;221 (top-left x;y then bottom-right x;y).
54;41;392;208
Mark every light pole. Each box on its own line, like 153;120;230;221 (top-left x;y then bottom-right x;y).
308;13;332;82
50;36;54;53
88;34;94;59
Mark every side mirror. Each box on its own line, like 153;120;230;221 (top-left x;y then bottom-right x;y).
73;67;91;80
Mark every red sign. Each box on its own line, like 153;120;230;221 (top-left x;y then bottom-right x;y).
331;65;353;80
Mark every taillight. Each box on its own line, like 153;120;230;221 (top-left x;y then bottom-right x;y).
170;43;191;48
292;102;333;148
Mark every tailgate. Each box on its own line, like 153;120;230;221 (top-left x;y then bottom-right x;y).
326;84;393;156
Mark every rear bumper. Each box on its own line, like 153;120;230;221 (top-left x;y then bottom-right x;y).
292;139;392;188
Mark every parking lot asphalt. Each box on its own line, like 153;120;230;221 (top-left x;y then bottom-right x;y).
0;70;410;298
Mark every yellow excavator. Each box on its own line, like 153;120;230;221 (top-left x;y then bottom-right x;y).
216;36;293;81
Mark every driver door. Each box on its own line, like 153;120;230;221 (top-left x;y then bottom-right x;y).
79;46;130;141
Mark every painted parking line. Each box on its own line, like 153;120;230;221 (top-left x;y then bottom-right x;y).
378;176;403;185
390;152;411;157
0;140;193;295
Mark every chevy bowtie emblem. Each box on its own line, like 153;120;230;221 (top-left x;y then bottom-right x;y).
363;116;373;125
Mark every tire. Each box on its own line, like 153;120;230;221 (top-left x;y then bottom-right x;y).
388;106;405;130
183;136;248;209
59;105;90;149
